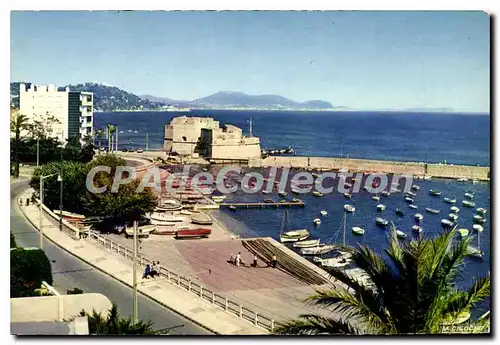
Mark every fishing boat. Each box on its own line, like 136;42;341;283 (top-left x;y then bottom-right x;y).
450;206;460;213
343;192;352;199
376;204;386;211
313;218;321;225
278;191;288;197
301;244;338;256
396;230;407;239
448;213;458;221
312;191;324;197
473;215;486;224
464;192;475;199
229;205;236;211
476;207;488;215
381;190;390;197
175;228;211;239
441;219;454;228
414;213;424;222
279;210;310;243
352;226;365;236
462;200;475;208
473;224;484;232
405;197;414;204
53;210;85;222
190;213;214;225
376;217;389;227
411;185;420;191
412;225;423;233
320;210;328;216
429;189;441;196
443;197;457;204
409;204;418;209
293;239;321;248
344;204;356;213
458;228;469;237
395;208;404;216
124;225;156;238
425;208;440;214
211;195;227;203
372;195;380;201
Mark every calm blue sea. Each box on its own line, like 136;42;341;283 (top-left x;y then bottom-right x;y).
94;110;491;316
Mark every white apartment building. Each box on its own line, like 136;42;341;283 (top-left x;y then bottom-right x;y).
19;83;93;143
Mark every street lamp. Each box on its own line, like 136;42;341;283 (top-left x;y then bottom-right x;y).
39;173;60;249
58;174;63;232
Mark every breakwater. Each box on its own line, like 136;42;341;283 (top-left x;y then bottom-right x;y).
249;156;490;181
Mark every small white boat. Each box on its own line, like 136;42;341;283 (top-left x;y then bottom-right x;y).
457;178;468;182
381;190;390;197
406;191;417;197
405;197;414;204
464;192;474;199
441;219;454;228
473;215;486;223
124;225;156;238
313;218;321;225
344;192;352;199
375;217;389;227
372;195;380;201
149;213;184;222
411;185;420;191
211;195;227;202
301;244;337;255
320;210;328;216
423;175;432;180
377;204;386;211
409;204;418;209
261;190;271;195
180;210;193;215
352;226;365;236
312;191;324;197
344;204;356;213
412;225;423;233
443;197;457;204
414;213;423;222
462;200;475;208
476;207;488;215
278;191;288;197
425;208;440;214
314;252;352;268
396;230;407;239
450;206;460;213
449;213;458;221
458;228;469;237
280;229;310;243
473;224;484;232
293;239;321;248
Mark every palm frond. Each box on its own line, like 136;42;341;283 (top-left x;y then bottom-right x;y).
273;313;362;335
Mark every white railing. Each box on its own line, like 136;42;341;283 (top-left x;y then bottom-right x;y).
35;198;81;240
86;231;276;332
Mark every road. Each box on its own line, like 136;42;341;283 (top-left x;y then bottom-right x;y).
10;180;212;335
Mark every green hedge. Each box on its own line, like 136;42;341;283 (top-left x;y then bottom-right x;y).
10;248;52;297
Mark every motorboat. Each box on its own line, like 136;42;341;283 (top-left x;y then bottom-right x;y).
344;204;356;213
441;219;454;229
450;206;460;213
425;208;440;214
458;228;469;237
429;189;441;196
376;204;386;211
175;228;211;239
464;192;475;199
411;185;420;191
443;197;456;204
476;207;488;215
313;218;321;225
473;215;486;224
376;217;389;227
190;213;214;225
381;191;390;197
280;229;310;243
372;195;380;201
405;197;414;204
211;195;227;202
320;210;328;216
472;224;484;232
395;208;404;216
278;191;288;197
291;198;302;203
396;230;407;239
301;244;337;256
344;192;352;199
414;213;424;222
293;239;321;248
412;225;423;234
409;204;418;209
448;213;458;221
312;191;324;197
229;205;236;211
406;191;417;197
462;200;475;208
352;226;365;236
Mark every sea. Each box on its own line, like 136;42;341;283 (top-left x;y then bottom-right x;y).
94;110;491;316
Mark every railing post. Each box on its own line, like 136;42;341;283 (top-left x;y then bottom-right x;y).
110;242;113;251
139;256;143;265
239;305;243;319
188;280;191;292
225;298;229;311
167;271;171;281
254;312;258;325
212;292;215;304
271;320;275;332
200;286;203;298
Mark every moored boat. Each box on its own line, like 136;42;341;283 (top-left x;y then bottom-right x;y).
291;198;302;203
376;217;389;227
473;215;486;224
343;192;352;199
211;195;227;202
448;213;458;221
462;200;475;208
149;213;184;222
395;208;404;216
396;230;407;239
472;224;484;232
443;197;456;204
280;229;310;242
464;192;475;199
229;205;236;211
190;213;214;225
412;225;423;233
312;191;324;197
457;178;468;182
320;210;328;216
476;207;488;215
450;206;460;213
406;191;417;197
175;227;211;239
313;218;321;225
405;197;414;204
414;213;423;222
372;195;380;201
124;225;156;238
352;226;365;236
278;191;288;197
458;228;469;237
381;190;390;197
301;244;337;256
409;204;418;209
344;204;356;213
293;239;321;248
441;219;454;228
411;185;420;191
376;204;386;211
425;208;440;214
429;189;441;196
261;190;271;195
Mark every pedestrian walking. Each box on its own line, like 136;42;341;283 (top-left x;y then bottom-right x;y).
236;252;241;267
271;254;277;268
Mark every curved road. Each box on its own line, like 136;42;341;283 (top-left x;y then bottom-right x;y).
10;180;211;335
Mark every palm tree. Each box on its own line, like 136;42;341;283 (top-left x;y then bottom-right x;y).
274;227;490;335
95;129;104;154
106;124;116;152
82;303;159;335
10;112;29;178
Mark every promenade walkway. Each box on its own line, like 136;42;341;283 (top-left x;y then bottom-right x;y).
17;188;265;335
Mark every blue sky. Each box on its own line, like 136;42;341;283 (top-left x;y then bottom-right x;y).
11;11;490;112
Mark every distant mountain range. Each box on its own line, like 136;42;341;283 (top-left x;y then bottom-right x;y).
10;82;336;111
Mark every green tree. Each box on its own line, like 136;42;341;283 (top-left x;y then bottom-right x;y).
83;303;159;335
106;124;116;152
95;129;104;154
273;227;490;335
11;248;53;297
24;111;60;139
10;112;29;178
10;232;17;248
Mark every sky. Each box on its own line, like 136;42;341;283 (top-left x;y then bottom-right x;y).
10;11;490;112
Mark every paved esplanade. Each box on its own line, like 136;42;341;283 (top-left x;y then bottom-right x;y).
10;180;212;335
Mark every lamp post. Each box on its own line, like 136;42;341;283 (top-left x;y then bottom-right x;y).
39;173;60;249
58;174;63;232
132;219;139;324
36;138;40;167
